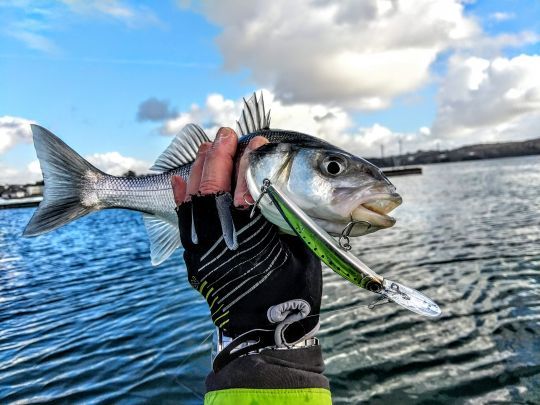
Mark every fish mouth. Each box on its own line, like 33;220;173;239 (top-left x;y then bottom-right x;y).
351;193;402;229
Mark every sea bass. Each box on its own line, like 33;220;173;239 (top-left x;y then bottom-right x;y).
23;93;401;265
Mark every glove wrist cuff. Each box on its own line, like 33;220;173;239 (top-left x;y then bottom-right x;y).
212;327;321;373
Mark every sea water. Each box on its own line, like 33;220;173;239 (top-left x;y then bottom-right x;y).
1;156;539;404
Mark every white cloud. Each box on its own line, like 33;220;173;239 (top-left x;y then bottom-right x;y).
432;54;540;144
165;0;539;154
160;90;353;139
0;164;22;185
2;152;150;185
155;53;540;159
0;116;35;154
60;0;161;28
456;31;538;59
159;90;432;158
161;93;241;136
0;161;41;185
489;12;515;22
9;30;60;54
85;151;151;176
27;159;41;176
0;114;151;181
323;124;438;158
3;0;162;54
419;126;431;136
185;0;480;109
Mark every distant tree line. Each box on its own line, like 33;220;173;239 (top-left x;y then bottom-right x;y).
369;137;540;167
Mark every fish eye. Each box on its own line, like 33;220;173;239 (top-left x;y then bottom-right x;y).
321;155;347;176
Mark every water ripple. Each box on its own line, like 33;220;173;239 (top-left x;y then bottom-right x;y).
1;156;540;403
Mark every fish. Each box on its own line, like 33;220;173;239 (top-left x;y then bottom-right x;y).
23;93;402;265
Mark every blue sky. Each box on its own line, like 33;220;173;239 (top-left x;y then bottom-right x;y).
1;1;539;183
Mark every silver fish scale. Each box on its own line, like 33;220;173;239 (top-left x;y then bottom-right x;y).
92;165;190;228
90;130;338;220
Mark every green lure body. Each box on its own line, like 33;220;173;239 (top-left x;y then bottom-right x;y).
262;180;441;318
265;185;383;293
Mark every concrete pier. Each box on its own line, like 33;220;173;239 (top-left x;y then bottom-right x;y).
0;196;42;209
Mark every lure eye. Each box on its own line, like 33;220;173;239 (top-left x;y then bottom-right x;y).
321;155;347;176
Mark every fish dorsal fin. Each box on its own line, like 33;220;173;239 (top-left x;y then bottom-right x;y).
151;124;210;172
236;92;271;136
142;214;182;265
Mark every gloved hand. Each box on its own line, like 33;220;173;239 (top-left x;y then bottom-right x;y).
171;128;323;359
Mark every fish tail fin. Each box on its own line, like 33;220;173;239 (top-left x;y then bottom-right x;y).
23;124;103;237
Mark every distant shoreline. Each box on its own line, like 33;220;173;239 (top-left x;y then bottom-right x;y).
0;196;43;209
368;137;540;167
2;152;539;210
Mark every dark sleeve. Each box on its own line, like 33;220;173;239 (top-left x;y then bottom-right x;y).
205;346;330;392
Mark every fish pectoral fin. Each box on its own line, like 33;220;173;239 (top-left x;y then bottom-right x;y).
150;124;210;172
142;214;182;266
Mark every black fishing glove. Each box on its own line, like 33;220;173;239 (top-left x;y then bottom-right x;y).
177;192;322;350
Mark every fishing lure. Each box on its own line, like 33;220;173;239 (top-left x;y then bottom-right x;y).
253;179;441;318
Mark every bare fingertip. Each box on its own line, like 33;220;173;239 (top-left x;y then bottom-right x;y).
233;196;244;207
215;127;237;143
171;176;187;205
198;142;212;154
248;136;269;150
253;135;269;143
220;127;237;136
233;193;254;207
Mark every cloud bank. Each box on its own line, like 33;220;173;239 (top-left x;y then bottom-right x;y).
0;116;35;154
0;116;151;184
1;151;151;185
85;152;150;176
433;54;540;145
143;90;429;157
168;0;539;155
145;64;540;159
186;0;479;109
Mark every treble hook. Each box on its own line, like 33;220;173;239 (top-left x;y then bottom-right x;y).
338;220;372;251
368;295;391;310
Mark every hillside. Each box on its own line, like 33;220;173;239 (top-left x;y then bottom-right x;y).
368;137;540;167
